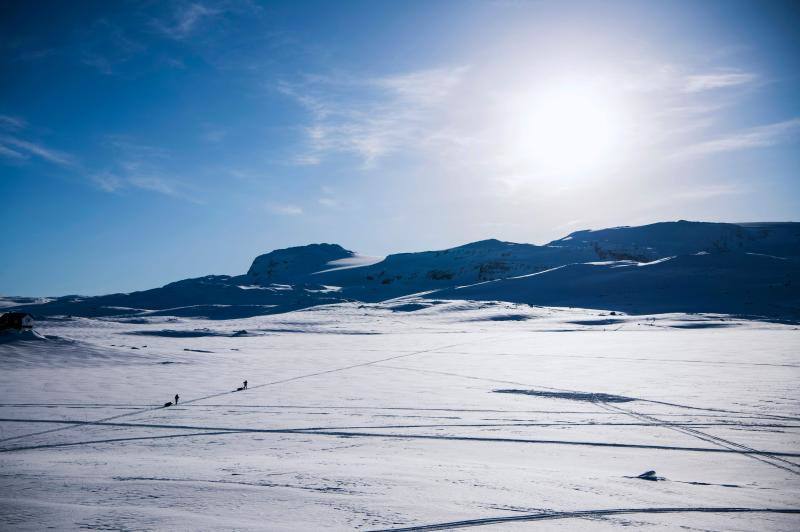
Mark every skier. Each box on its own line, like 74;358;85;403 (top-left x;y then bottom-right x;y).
243;380;248;390
174;393;179;405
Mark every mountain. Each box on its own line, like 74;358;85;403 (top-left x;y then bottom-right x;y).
7;221;800;321
246;243;355;282
548;220;800;261
431;252;799;319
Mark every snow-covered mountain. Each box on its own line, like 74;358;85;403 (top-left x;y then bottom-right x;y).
549;220;800;261
432;251;798;318
7;221;800;321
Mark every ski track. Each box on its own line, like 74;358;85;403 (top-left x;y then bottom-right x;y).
439;350;800;368
369;363;800;475
6;417;795;430
373;364;800;420
2;310;798;530
3;419;800;457
369;507;800;531
597;402;800;476
0;336;501;445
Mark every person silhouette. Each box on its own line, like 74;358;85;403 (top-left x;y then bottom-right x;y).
174;394;179;405
243;380;248;390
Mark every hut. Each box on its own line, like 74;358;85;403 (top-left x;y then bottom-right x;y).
0;312;34;331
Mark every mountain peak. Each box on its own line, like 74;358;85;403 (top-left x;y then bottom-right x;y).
246;243;354;281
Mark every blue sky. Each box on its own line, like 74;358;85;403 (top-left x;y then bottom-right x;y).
2;0;799;296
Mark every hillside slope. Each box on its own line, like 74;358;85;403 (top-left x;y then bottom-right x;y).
428;252;800;319
7;221;799;320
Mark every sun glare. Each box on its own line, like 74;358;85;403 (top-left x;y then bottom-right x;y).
503;81;630;178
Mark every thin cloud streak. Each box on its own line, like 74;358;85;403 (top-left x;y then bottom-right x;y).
267;203;303;216
153;2;221;40
279;66;469;166
0;115;26;130
673;118;800;159
0;135;76;167
683;70;757;93
89;137;204;203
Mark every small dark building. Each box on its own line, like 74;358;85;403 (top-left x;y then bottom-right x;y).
0;312;34;331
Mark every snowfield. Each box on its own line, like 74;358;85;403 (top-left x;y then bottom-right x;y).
1;301;798;530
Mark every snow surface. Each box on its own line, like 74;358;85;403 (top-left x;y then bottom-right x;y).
1;302;798;530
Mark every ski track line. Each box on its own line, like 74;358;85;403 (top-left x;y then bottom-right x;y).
368;507;800;531
6;416;800;430
3;417;798;433
3;421;800;456
0;431;246;452
603;402;800;473
598;402;800;476
112;476;362;495
373;364;800;420
438;350;800;368
367;364;800;474
0;336;501;445
6;403;780;419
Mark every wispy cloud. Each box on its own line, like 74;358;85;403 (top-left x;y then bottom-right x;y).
90;137;204;203
153;2;220;40
79;19;147;76
683;70;757;93
0;115;26;130
317;186;341;208
0;136;77;167
674;118;800;159
669;183;746;200
90;172;126;192
0;116;76;167
200;124;228;143
0;144;27;160
278;66;469;166
91;169;203;203
318;197;339;208
267;203;303;216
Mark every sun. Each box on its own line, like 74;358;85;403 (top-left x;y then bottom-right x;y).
503;82;630;178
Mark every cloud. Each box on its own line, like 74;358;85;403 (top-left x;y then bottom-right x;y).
78;19;148;76
683;70;757;93
0;115;26;130
673;118;800;159
317;186;341;208
0;135;76;167
669;183;746;200
318;197;339;208
0;114;77;166
278;66;469;166
267;203;303;216
373;66;469;105
201;125;228;143
90;172;126;192
91;170;203;203
90;137;204;202
0;144;26;160
154;3;220;40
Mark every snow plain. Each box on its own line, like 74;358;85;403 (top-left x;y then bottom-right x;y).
1;300;798;530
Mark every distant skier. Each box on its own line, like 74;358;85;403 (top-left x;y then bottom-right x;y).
243;380;248;390
174;394;179;405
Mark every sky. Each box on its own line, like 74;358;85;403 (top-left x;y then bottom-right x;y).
1;0;799;296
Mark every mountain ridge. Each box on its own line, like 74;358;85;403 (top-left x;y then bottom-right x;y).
6;221;799;321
